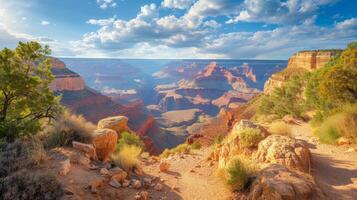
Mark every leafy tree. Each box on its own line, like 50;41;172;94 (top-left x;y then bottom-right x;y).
0;42;62;141
306;41;357;118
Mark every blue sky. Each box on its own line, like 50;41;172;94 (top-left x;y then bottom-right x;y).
0;0;356;59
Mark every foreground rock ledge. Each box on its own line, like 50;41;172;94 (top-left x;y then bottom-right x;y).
255;135;311;172
244;164;325;200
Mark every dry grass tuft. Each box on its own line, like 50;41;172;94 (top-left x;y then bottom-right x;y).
111;145;142;172
268;121;292;136
44;110;96;148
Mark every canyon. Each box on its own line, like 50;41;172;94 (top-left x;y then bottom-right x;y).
56;58;286;150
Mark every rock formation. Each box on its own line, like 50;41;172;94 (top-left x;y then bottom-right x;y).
264;50;339;94
245;164;324;200
92;129;118;162
255;135;311;173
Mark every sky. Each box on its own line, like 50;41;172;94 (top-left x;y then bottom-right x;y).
0;0;356;59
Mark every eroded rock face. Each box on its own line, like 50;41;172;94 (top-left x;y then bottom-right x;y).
92;129;118;162
255;135;311;172
97;116;129;134
212;120;267;169
246;164;324;200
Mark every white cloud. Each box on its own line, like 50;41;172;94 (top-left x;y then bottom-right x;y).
203;20;221;28
161;0;195;9
336;18;357;30
97;0;117;9
227;0;337;25
41;20;50;25
87;17;116;26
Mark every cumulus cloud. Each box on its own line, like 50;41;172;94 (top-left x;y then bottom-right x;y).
227;0;337;25
71;1;355;59
97;0;116;9
41;20;50;25
161;0;195;9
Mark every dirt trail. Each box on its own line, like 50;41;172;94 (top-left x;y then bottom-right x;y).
291;123;357;200
144;149;232;200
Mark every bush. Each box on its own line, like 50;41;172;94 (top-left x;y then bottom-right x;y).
117;131;144;152
225;158;249;191
191;141;201;150
238;128;264;148
258;73;308;119
0;170;63;200
44;111;96;148
111;145;142;172
314;104;357;144
214;134;223;145
268;121;291;136
0;138;46;178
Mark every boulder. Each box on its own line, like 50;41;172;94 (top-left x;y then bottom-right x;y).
159;161;170;172
232;120;268;136
154;183;163;191
92;129;118;162
72;141;97;160
111;170;128;183
88;178;104;194
255;135;311;172
109;179;121;189
59;159;71;176
97;116;129;134
132;179;142;189
246;164;324;200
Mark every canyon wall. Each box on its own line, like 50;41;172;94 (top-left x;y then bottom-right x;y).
264;50;339;94
287;51;337;71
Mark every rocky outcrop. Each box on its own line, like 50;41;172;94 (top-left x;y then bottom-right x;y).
245;164;324;200
287;51;338;71
97;116;130;134
212;120;267;168
92;129;118;162
50;76;85;91
263;50;339;94
255;135;311;172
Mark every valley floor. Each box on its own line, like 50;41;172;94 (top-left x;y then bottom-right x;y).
291;123;357;200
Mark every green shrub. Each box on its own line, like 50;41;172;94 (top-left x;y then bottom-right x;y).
117;131;144;152
191;141;201;150
44;111;96;148
0;170;63;200
214;134;223;145
111;145;142;172
268;121;291;136
258;74;308;119
225;158;249;191
314;104;357;144
238;128;264;148
160;143;192;158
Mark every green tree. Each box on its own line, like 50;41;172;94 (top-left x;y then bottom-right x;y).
0;42;62;141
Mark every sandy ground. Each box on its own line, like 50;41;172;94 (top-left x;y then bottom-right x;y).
291;123;357;200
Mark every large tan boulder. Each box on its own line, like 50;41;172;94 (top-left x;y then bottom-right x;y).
255;135;311;172
232;120;268;136
246;164;324;200
92;128;118;162
97;116;129;134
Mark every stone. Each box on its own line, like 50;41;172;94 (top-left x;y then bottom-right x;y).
282;115;300;125
132;179;142;189
246;164;324;200
92;128;118;162
72;141;97;160
88;179;104;194
122;179;130;187
337;137;352;145
143;177;152;185
111;170;128;183
134;164;144;176
159;161;170;172
255;135;311;172
154;183;163;191
109;179;121;189
232;119;267;136
139;191;149;200
59;159;71;176
100;168;110;176
97;116;129;134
